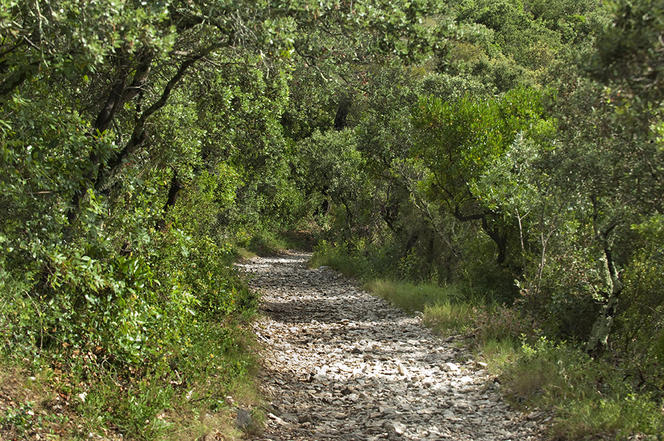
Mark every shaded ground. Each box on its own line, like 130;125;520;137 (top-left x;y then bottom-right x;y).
238;252;544;440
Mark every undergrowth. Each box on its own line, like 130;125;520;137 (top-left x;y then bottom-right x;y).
238;230;316;257
0;229;263;440
0;315;260;441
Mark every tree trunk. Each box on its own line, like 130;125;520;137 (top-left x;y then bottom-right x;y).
157;170;182;230
451;207;508;266
334;95;351;130
587;240;622;355
67;51;154;225
95;52;204;193
67;51;204;228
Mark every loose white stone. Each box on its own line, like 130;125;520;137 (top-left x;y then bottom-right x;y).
239;253;545;440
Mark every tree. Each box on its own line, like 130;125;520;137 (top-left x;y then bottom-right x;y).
412;87;553;266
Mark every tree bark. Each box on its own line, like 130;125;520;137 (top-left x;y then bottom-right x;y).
67;50;154;224
92;51;154;134
587;229;623;355
157;170;182;230
163;171;181;211
450;206;508;265
95;53;204;192
482;216;507;265
334;95;351;130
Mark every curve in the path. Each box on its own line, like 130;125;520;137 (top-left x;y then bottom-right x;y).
238;253;543;441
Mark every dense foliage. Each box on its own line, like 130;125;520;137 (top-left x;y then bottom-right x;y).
1;0;662;439
300;0;664;438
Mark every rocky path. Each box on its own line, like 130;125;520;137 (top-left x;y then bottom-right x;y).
237;252;544;440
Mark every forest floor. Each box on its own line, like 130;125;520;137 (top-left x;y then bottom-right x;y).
237;252;547;440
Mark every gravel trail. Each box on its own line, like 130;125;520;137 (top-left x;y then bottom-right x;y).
237;252;544;440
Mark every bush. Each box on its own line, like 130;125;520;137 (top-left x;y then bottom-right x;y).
473;305;535;344
613;227;664;394
245;231;289;256
499;338;664;440
0;221;259;439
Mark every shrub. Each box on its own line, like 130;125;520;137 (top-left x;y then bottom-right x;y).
500;338;664;440
473;305;535;344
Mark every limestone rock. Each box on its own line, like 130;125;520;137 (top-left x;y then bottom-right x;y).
236;253;546;441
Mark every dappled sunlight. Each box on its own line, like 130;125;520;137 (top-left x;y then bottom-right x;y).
242;255;542;440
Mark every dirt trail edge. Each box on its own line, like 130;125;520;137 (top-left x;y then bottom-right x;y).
237;252;544;441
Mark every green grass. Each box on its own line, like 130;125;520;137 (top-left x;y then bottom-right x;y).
556;395;664;440
365;279;462;312
422;302;476;335
235;247;258;260
308;244;370;278
362;278;479;336
476;338;520;375
245;232;289;256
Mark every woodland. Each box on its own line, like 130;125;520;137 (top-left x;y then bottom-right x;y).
1;0;663;439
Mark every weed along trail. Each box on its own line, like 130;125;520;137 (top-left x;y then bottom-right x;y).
238;253;543;441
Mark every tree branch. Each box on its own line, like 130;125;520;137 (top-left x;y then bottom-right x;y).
95;50;212;191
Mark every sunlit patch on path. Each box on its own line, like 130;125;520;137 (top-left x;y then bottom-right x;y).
238;253;543;441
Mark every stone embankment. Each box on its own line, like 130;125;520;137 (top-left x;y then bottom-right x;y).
237;252;544;440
